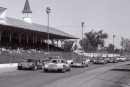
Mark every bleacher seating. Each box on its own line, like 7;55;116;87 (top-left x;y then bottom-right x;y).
0;38;80;63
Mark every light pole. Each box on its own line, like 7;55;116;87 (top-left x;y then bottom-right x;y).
121;37;124;56
81;22;84;55
81;22;84;40
46;7;51;58
113;35;116;57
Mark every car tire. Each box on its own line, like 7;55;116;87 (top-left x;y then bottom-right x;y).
67;67;71;71
86;63;89;67
93;62;96;64
17;66;22;70
44;69;48;72
61;66;66;73
33;66;37;71
41;65;44;69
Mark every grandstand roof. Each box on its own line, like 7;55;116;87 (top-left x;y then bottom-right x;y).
1;17;78;39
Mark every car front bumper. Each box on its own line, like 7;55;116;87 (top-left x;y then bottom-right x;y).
44;67;63;71
95;61;105;64
72;63;83;67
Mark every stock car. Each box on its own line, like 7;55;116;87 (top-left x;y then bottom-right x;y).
117;56;127;62
44;59;71;73
72;58;90;67
106;57;113;63
112;57;118;63
17;59;43;71
106;57;118;63
93;57;107;64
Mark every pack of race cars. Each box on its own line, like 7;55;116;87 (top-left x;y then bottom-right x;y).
17;56;128;73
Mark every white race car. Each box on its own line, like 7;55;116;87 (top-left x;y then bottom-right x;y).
44;59;71;73
117;56;127;62
72;58;90;67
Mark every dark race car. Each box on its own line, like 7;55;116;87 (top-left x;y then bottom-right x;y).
17;59;43;71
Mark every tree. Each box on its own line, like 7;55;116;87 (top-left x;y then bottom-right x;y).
79;29;108;52
62;41;77;52
120;38;130;52
115;48;120;54
107;43;115;53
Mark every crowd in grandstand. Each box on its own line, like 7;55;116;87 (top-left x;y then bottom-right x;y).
0;38;63;54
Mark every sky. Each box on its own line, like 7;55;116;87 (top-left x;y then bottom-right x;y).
0;0;130;48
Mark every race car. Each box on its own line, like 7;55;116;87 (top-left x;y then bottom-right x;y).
72;58;89;67
93;57;107;64
44;59;71;73
117;56;127;62
17;59;43;71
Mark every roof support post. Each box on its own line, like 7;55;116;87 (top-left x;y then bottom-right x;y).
16;30;25;43
34;34;40;44
40;36;43;44
35;37;37;44
27;35;29;44
33;35;35;44
0;28;5;41
26;32;31;44
32;34;39;49
6;29;15;42
0;28;5;51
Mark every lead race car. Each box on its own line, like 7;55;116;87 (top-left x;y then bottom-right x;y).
17;58;43;71
44;59;71;73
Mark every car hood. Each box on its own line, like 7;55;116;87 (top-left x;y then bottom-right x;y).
21;62;34;64
45;63;64;65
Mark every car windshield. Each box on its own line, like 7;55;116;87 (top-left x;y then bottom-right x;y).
76;58;85;61
25;59;36;62
73;59;83;62
43;60;51;63
51;60;65;63
51;60;58;63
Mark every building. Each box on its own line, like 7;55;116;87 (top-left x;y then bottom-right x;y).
0;0;78;51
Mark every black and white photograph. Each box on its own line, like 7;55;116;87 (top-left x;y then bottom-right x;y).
0;0;130;87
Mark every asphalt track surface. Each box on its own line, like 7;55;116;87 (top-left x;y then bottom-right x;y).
0;62;130;87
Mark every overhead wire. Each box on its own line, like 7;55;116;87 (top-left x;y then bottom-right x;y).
5;24;130;28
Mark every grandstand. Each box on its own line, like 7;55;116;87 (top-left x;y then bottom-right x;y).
0;0;79;63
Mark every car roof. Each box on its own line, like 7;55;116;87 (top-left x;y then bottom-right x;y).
52;58;64;60
27;58;38;60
